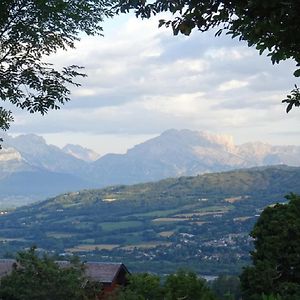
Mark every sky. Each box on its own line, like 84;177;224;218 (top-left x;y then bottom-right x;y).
7;13;300;155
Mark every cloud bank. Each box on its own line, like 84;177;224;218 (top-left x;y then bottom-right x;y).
7;14;300;153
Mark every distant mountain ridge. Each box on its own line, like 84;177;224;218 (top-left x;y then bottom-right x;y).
1;129;300;207
90;129;300;185
1;133;92;174
0;134;96;206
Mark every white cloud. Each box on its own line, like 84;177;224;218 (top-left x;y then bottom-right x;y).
7;14;300;153
73;89;97;97
218;79;249;92
205;47;253;61
142;92;207;117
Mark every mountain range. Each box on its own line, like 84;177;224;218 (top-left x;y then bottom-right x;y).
1;129;300;207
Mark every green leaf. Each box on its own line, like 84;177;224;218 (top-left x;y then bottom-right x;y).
293;69;300;77
286;102;293;113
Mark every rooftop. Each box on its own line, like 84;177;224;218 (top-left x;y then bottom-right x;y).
0;260;129;283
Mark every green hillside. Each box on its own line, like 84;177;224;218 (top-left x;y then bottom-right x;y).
1;165;300;275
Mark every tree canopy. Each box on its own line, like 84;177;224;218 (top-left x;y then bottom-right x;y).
210;275;241;300
163;269;216;300
117;272;164;300
0;0;114;132
240;193;300;300
116;0;300;112
117;270;216;300
0;247;102;300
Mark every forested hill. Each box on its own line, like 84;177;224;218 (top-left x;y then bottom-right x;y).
1;165;300;275
27;164;300;212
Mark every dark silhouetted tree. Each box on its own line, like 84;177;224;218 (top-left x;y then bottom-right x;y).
117;269;216;300
0;0;114;132
0;247;102;300
240;194;300;300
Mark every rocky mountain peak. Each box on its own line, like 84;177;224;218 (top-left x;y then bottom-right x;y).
62;144;100;162
128;129;236;155
0;147;22;162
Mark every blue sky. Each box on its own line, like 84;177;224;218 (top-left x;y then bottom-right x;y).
7;13;300;155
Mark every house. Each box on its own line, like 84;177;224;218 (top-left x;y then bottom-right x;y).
85;262;130;297
0;259;130;298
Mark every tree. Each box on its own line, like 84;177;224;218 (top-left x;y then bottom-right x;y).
210;275;241;300
116;0;300;112
240;194;300;300
117;273;164;300
117;270;216;300
0;247;102;300
0;0;114;132
164;269;216;300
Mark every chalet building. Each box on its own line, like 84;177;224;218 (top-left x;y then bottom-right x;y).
0;259;130;299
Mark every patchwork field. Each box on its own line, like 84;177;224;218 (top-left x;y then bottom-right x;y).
67;244;119;252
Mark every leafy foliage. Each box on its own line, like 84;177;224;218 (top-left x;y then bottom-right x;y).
0;247;102;300
240;194;300;300
116;0;300;112
0;0;114;131
210;275;241;300
117;273;164;300
261;294;282;300
117;270;216;300
164;270;216;300
282;85;300;113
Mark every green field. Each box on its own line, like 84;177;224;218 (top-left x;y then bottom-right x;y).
100;221;143;231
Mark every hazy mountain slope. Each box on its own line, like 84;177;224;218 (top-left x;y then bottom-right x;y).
237;142;300;165
0;137;96;206
0;170;91;198
0;148;95;206
0;147;34;179
90;129;244;186
2;133;89;176
90;129;300;186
